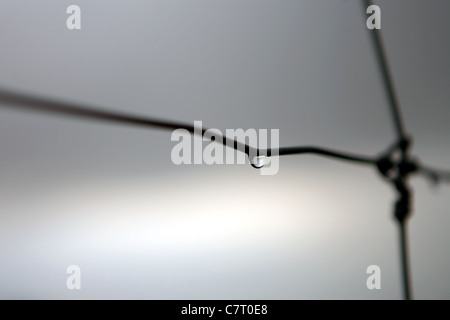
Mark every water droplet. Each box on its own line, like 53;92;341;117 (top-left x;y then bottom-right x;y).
250;156;266;169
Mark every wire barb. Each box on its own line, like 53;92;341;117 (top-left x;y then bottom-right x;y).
363;0;407;142
0;87;448;183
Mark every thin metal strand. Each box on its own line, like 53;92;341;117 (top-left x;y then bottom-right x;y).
0;88;378;167
363;0;407;141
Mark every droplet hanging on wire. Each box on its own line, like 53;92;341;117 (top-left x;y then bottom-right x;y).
250;155;266;169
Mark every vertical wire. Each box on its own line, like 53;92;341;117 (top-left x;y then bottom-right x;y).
363;0;407;141
399;221;413;300
363;0;412;300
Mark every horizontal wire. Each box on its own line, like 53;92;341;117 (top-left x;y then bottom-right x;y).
364;0;407;142
1;87;449;180
0;88;379;167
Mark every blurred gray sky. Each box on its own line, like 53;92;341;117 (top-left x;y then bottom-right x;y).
0;0;449;299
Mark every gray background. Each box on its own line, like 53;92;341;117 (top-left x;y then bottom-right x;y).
0;0;449;299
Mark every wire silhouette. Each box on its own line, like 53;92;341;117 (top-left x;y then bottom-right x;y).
362;0;449;300
364;0;414;299
0;1;449;300
0;88;381;166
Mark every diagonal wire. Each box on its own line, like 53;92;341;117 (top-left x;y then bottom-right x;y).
0;2;448;301
363;0;407;142
1;87;449;179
